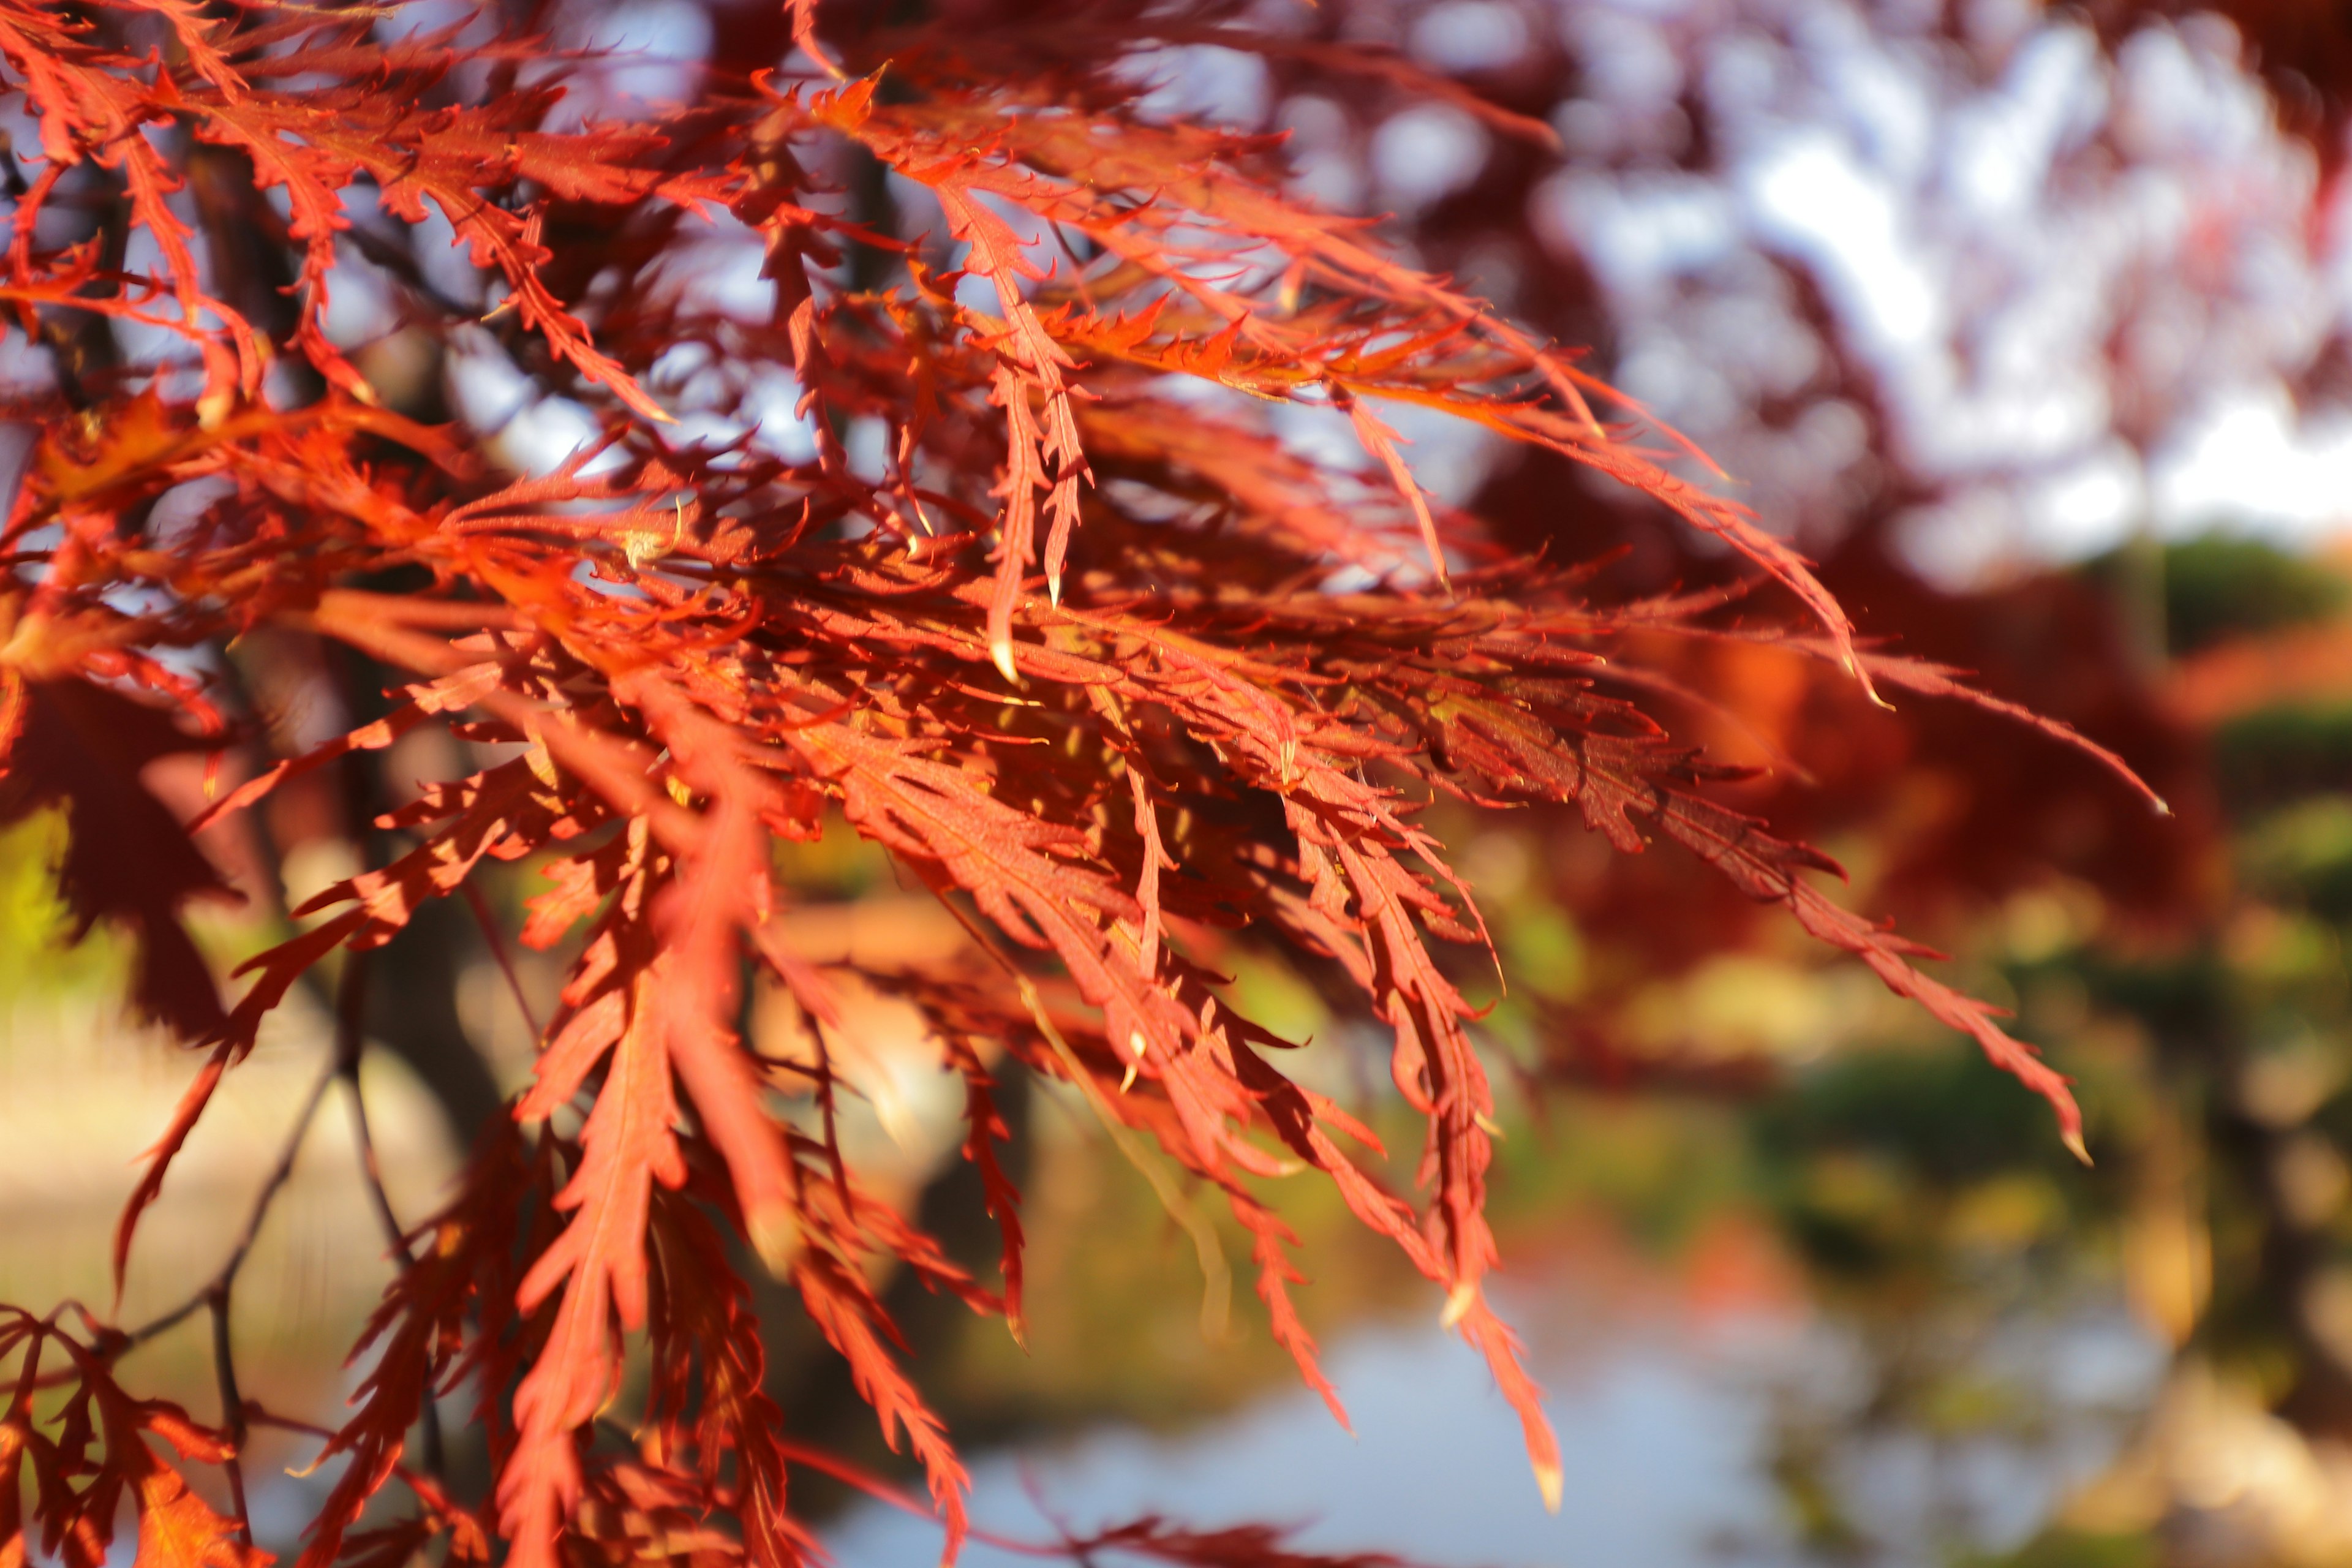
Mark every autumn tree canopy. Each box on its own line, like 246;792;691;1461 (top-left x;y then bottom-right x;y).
0;2;2167;1566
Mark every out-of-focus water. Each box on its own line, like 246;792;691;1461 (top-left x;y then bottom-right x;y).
2;971;2176;1567
823;1286;2167;1568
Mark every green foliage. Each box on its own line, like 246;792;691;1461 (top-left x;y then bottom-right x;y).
2158;533;2347;655
1751;1043;2122;1283
2212;703;2352;810
2241;795;2352;919
1961;1529;2157;1568
0;811;128;1007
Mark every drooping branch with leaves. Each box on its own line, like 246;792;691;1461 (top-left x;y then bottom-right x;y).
0;2;2165;1566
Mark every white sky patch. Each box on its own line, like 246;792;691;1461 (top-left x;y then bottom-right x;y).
744;370;818;465
1745;136;1939;352
1282;95;1367;213
1373;396;1496;507
445;330;623;479
652;224;773;322
1893;488;2026;587
1942;25;2102;219
1372;104;1489;215
410;198;486;312
319;254;396;349
1569;9;1685;107
545;0;711;126
1539;0;2352;568
1122;45;1268;130
446;333;536;434
2150;385;2352;541
2021;441;2147;559
1411;2;1532;74
1799;2;1937;186
1534;172;1740;298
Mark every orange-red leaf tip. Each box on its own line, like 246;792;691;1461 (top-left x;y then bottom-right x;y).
990;638;1019;685
1534;1458;1564;1515
1472;1109;1504;1139
748;1205;801;1280
1439;1281;1478;1329
2154;795;2174;818
2062;1126;2093;1167
1047;572;1062;608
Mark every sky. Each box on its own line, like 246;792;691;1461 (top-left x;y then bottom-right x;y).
1501;0;2352;578
206;0;2352;586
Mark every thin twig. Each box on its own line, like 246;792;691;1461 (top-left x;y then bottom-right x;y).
1014;973;1232;1343
930;895;1232;1341
462;878;543;1040
207;1287;252;1545
113;1061;334;1537
331;949;450;1477
806;1017;856;1220
246;1403;472;1523
128;1061;339;1348
335;953;408;1250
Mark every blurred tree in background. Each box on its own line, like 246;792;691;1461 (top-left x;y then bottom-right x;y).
7;1;2352;1567
1283;1;2352;1559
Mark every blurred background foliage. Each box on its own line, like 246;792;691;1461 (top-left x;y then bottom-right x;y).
19;0;2352;1562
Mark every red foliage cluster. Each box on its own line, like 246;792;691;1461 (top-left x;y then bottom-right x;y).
0;3;2163;1566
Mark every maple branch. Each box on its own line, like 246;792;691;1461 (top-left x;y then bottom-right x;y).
99;1038;340;1557
463;879;544;1040
0;8;2195;1562
244;1401;480;1538
943;861;1237;1347
128;1059;338;1349
208;1286;254;1547
334;948;449;1479
769;1433;1431;1568
335;954;407;1256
